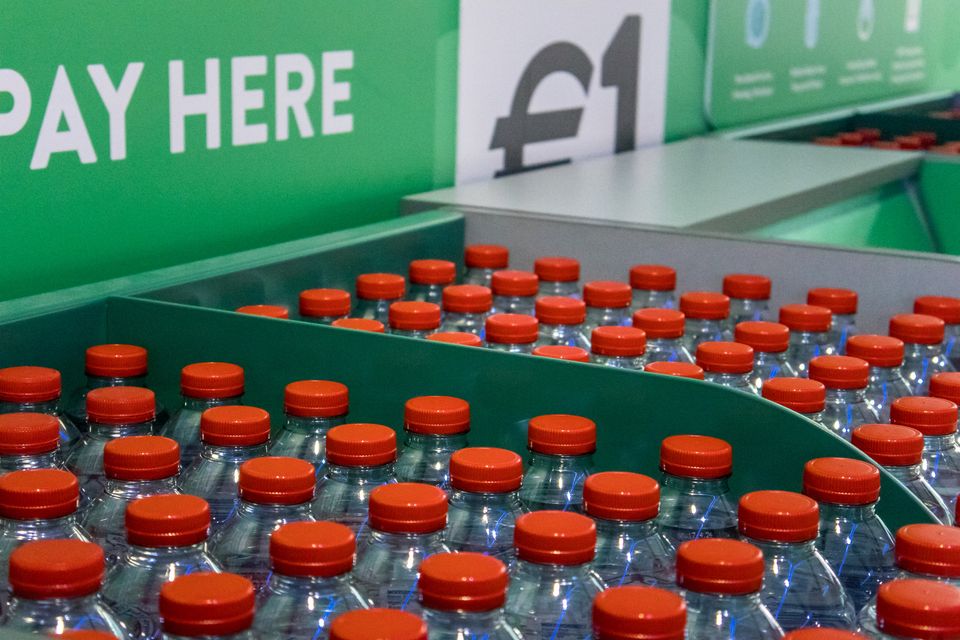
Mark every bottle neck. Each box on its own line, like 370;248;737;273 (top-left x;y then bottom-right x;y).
0;398;63;415
404;431;469;451
422;606;506;629
585;306;630;325
789;329;829;345
594;517;659;539
449;488;522;510
512;558;592;581
703;371;754;387
325;462;395;484
235;499;313;519
103;475;179;499
122;541;210;565
368;528;445;548
686;318;725;333
87;374;148;389
825;386;867;403
0;449;61;472
266;571;355;593
200;442;270;461
1;513;79;536
753;350;787;366
683;590;765;612
884;463;923;481
924;433;959;451
904;341;945;359
869;365;904;383
89;420;153;438
661;473;730;494
527;450;594;470
283;413;346;434
182;395;242;411
745;536;817;558
9;592;101;612
646;336;684;350
818;501;878;522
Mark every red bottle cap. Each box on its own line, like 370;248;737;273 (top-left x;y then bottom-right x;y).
592;585;686;640
331;609;427;640
723;274;771;300
332;318;386;333
591;327;646;357
0;366;61;403
761;377;826;413
583;471;659;521
695;341;754;374
915;296;960;324
485;314;538;344
660;435;732;479
676;538;764;595
388;301;441;331
9;539;104;599
779;304;832;332
890;313;946;345
0;468;78;520
180;362;244;399
852;424;924;466
356;273;405;300
325;423;397;467
528;414;596;455
632;309;685;339
803;457;881;505
643;361;704;380
533;345;591;362
629;265;676;291
679;292;729;320
419;552;509;611
808;355;870;389
238;456;315;505
491;270;539;297
442;284;493;314
284;380;348;418
104;436;180;480
200;405;271;446
0;413;59;455
465;244;509;269
876;579;960;639
427;332;483;347
404;396;470;435
270;521;355;577
931;372;960;405
584;281;632;308
896;524;960;577
891;396;958;436
125;494;211;548
300;288;351;318
368;482;448;534
738;490;819;542
85;344;148;377
86;386;155;424
450;447;523;493
536;296;587;325
160;573;255;637
515;510;596;565
807;288;858;315
857;128;882;143
409;259;456;285
845;335;905;367
535;256;580;282
734;321;789;353
782;631;867;640
235;304;289;319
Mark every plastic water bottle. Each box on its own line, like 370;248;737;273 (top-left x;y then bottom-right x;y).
159;572;257;639
427;332;484;347
210;456;316;592
807;288;858;354
408;259;456;305
445;447;526;562
491;270;538;316
643;361;705;379
352;482;450;611
330;609;427;640
781;631;865;639
802;457;896;610
519;414;595;512
859;579;960;639
504;511;605;640
439;285;492;337
890;313;957;395
593;585;686;640
354;273;406;323
735;321;798;390
676;538;783;639
696;341;761;395
0;366;81;452
629;264;676;311
388;301;442;338
300;288;352;324
738;490;857;631
254;521;371;639
590;326;646;370
632;308;694;364
845;335;912;422
178;405;271;531
395;396;469;488
914;295;960;369
534;256;581;299
890;396;960;516
81;435;181;565
485;314;539;354
584;471;675;588
464;244;509;287
583;281;633;336
852;424;951;524
809;356;878;440
270;380;349;474
419;552;521;640
535;297;590;349
780;304;836;377
761;377;827;424
312;423;398;538
160;362;245;469
332;317;386;333
724;273;772;326
235;304;289;319
0;413;62;474
532;345;590;362
66;386;155;507
657;434;738;547
100;494;221;639
680;292;731;353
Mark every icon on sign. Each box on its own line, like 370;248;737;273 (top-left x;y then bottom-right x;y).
804;0;820;49
857;0;875;41
904;0;922;33
745;0;771;49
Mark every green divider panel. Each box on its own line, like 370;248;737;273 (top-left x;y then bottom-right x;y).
106;296;934;531
920;159;960;255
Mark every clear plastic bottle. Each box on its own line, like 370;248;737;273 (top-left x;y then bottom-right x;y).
160;362;245;469
270;380;349;476
781;631;865;640
532;345;590;362
735;321;798;391
535;296;590;349
353;482;450;611
235;304;289;319
890;313;957;395
534;256;581;299
395;396;469;488
445;447;527;562
657;434;739;548
332;318;386;333
845;335;912;422
0;538;125;636
159;572;257;639
890;396;960;517
583;471;675;588
916;295;960;369
82;435;181;565
852;424;951;524
491;270;538;316
723;273;772;326
100;494;222;639
697;341;761;395
300;288;352;324
408;259;457;305
807;288;858;354
464;244;509;287
505;511;606;640
178;405;271;532
0;366;81;453
440;285;492;337
680;291;731;353
354;273;406;324
520;414;595;512
780;304;836;377
66;386;156;508
590;326;646;370
738;490;857;631
676;538;783;639
485;314;539;354
0;413;62;474
859;579;960;639
427;332;483;347
629;264;676;311
388;301;442;338
330;609;427;640
210;456;316;593
809;356;878;440
632;308;695;364
761;377;827;425
583;281;633;337
802;457;896;611
593;585;686;640
643;361;705;379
